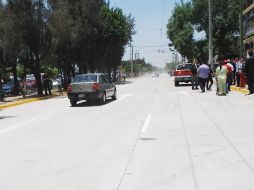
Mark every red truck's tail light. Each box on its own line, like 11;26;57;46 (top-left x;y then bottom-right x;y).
67;84;72;92
93;83;100;91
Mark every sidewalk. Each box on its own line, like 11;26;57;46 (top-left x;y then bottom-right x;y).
0;92;65;109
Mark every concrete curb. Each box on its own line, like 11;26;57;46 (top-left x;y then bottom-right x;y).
0;94;61;109
231;86;249;95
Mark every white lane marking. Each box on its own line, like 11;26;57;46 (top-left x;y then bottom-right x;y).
154;95;158;101
0;117;39;134
118;94;132;101
141;114;152;133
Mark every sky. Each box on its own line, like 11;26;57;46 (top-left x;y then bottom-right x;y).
112;0;206;68
111;0;184;68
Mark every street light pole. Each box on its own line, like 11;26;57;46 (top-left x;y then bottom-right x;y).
208;0;213;68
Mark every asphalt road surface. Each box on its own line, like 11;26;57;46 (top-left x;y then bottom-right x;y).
1;74;254;190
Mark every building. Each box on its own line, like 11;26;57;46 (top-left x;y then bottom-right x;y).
243;0;254;56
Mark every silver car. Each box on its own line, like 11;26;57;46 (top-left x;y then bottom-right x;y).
67;73;117;106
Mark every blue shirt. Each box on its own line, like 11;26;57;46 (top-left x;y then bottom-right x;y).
197;64;210;79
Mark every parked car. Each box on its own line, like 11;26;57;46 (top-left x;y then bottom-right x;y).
2;81;15;95
67;73;117;106
174;63;193;86
2;80;21;95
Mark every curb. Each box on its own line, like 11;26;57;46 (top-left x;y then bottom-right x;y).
231;86;249;95
0;95;60;109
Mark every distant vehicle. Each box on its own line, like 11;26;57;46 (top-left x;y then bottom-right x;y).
67;73;117;106
174;63;192;86
151;73;159;77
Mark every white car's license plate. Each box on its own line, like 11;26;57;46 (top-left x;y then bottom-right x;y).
78;94;85;98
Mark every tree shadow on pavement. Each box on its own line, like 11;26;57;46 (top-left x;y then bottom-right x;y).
0;116;15;120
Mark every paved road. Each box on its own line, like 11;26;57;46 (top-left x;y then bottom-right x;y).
1;74;254;190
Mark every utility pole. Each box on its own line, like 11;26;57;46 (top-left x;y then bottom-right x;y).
129;44;133;77
208;0;213;68
240;0;244;58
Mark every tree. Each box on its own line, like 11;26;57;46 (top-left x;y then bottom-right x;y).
192;0;240;57
0;0;26;94
167;2;194;61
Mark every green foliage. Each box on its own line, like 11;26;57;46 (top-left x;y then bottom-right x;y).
167;0;241;62
167;2;194;60
0;0;135;91
192;0;240;57
121;59;157;75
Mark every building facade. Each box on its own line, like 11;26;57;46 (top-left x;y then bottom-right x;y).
243;0;254;56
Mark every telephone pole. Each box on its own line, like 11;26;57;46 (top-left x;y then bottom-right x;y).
208;0;213;68
129;44;133;77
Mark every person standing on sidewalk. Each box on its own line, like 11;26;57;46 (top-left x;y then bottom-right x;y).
235;58;242;87
216;61;228;96
245;51;254;95
43;72;52;95
197;62;210;93
190;62;199;90
226;60;234;93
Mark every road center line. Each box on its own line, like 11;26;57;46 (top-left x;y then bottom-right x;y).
141;114;152;133
0;117;38;134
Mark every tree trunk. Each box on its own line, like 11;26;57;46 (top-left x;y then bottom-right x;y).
34;58;43;95
12;65;20;95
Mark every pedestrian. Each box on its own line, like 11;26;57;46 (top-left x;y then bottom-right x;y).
190;62;199;90
206;65;214;90
216;61;228;96
235;58;242;87
231;59;237;85
197;62;210;93
245;51;254;95
225;59;234;93
42;72;52;95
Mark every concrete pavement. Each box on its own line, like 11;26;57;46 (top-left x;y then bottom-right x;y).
1;75;254;190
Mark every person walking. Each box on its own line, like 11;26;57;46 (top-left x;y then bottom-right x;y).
43;72;52;95
206;65;214;90
190;62;199;90
216;61;228;96
245;51;254;95
197;62;210;93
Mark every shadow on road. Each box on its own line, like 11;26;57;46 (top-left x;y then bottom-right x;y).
70;99;115;108
115;81;133;86
0;116;15;120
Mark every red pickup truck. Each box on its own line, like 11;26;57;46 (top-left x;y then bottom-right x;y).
174;64;193;86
